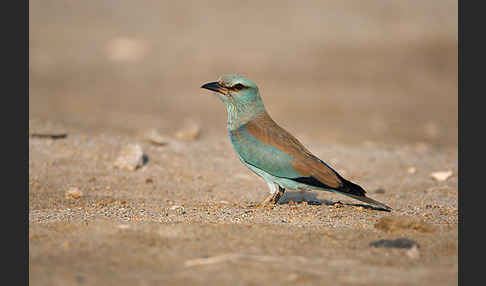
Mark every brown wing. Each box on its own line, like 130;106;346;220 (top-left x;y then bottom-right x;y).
244;112;343;189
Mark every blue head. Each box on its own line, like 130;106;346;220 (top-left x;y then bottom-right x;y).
201;74;266;129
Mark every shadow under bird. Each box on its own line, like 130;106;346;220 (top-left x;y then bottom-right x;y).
201;74;391;211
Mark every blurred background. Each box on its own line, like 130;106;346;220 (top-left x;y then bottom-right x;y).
29;0;457;149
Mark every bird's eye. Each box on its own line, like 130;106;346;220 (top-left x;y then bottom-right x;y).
233;83;245;90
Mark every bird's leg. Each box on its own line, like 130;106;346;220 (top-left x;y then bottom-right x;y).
270;185;285;204
253;184;285;209
254;193;276;208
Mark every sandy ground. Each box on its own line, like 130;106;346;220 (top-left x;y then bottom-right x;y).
29;1;458;285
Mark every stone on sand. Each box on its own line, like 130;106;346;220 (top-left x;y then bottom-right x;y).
143;129;169;146
29;118;67;139
369;238;419;249
175;121;201;141
113;144;145;171
430;171;453;182
65;187;83;199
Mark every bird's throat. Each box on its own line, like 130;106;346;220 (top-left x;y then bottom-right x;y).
226;102;266;131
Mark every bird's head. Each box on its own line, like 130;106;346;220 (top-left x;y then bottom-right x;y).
201;74;264;112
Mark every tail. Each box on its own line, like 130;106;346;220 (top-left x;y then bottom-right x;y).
335;178;392;211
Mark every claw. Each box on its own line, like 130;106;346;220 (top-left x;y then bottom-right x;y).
249;185;286;209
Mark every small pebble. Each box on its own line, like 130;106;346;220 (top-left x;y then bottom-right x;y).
175;121;201;141
430;171;453;182
29;118;68;139
369;238;419;249
407;167;416;174
143;129;169;146
65;187;83;199
113;144;145;171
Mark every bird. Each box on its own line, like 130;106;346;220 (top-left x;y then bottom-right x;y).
201;74;391;211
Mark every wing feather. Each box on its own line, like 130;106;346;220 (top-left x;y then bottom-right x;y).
245;112;343;189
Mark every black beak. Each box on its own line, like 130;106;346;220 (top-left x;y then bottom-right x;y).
201;81;227;94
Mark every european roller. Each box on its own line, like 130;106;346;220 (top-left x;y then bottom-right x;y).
201;74;391;211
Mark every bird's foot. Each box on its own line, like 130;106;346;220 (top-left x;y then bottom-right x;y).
248;194;275;209
248;186;286;209
247;204;273;209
